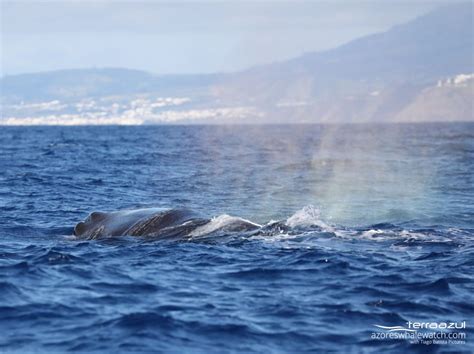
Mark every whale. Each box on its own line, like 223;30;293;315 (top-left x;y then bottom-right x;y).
73;208;261;240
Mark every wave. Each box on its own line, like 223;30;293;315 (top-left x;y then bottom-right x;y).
189;214;262;237
246;205;472;245
285;205;333;231
2;205;470;247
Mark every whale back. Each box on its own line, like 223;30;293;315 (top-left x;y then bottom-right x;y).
73;208;261;240
74;208;201;239
124;209;207;237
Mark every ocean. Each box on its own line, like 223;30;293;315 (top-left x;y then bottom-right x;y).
0;123;473;353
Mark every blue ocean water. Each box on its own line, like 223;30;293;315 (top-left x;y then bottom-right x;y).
0;124;473;353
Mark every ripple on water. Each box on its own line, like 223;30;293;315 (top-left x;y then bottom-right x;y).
0;125;473;353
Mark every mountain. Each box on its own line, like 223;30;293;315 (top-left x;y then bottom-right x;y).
1;2;472;124
278;2;471;82
1;68;222;101
211;2;473;122
0;69;229;125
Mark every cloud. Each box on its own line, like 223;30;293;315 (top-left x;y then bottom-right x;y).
1;0;455;75
2;1;446;34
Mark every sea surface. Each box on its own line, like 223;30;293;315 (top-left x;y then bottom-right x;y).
0;123;473;353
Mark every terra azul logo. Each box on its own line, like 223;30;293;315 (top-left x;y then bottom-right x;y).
371;321;467;346
374;321;466;332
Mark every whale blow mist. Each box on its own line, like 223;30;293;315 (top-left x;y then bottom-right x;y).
194;123;436;225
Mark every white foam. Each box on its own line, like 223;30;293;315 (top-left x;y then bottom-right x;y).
361;229;385;238
350;229;452;242
285;205;333;231
189;214;261;237
63;235;78;240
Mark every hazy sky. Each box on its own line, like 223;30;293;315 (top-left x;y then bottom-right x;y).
0;0;458;76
